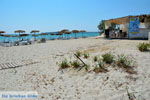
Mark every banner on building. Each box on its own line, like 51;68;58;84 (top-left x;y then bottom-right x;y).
129;17;140;34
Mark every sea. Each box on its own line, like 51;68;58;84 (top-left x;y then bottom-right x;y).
0;32;100;42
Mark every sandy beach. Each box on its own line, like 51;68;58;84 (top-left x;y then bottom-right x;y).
0;37;150;100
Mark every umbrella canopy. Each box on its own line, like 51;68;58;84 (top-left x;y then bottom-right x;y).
65;31;71;34
30;30;40;40
14;30;25;33
0;31;5;34
72;30;79;33
72;30;79;38
79;30;86;32
60;29;69;33
0;34;18;37
56;31;63;35
30;30;40;33
40;33;48;35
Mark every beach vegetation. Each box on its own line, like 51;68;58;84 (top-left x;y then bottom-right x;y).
98;20;105;33
70;60;81;69
75;51;82;57
93;56;98;62
93;61;108;73
84;64;90;71
116;54;133;67
70;60;90;71
83;52;90;59
137;43;150;52
59;59;70;69
102;53;114;64
116;54;136;74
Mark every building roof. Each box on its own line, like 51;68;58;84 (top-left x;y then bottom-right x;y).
104;14;150;24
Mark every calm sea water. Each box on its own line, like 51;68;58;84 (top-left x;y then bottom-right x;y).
0;32;100;42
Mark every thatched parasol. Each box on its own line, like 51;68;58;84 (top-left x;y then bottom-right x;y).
30;30;40;33
79;30;86;38
56;31;63;39
60;29;69;33
72;30;79;38
64;31;71;39
0;31;5;34
40;33;48;35
14;30;25;40
30;30;40;40
65;31;71;34
56;31;63;35
80;30;86;32
14;30;25;33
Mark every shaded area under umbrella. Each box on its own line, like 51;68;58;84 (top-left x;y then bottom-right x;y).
64;31;71;39
72;30;79;39
30;30;40;40
14;30;26;40
79;30;86;38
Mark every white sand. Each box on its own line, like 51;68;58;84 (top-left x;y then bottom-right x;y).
0;37;150;100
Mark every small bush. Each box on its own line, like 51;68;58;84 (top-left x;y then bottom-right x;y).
59;59;70;69
137;43;150;52
83;53;90;59
102;53;114;64
83;64;90;71
93;56;98;62
71;60;81;68
75;51;82;57
116;54;137;74
93;61;108;73
116;54;133;68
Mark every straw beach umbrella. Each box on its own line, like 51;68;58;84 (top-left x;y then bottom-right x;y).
40;33;49;39
64;31;71;39
60;29;69;33
14;30;25;35
0;31;5;34
80;30;86;38
56;31;63;39
14;30;25;40
0;31;6;42
30;30;40;40
60;29;69;39
50;33;55;40
72;30;79;39
40;33;48;35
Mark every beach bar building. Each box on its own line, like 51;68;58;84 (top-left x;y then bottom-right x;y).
104;14;150;39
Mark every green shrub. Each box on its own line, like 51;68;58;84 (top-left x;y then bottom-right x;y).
93;61;108;73
116;54;137;74
116;54;133;68
137;43;150;52
102;53;114;64
75;51;82;57
59;59;70;69
83;53;90;59
83;64;90;71
93;56;98;62
71;60;81;68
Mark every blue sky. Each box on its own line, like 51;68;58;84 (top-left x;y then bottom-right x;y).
0;0;150;33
